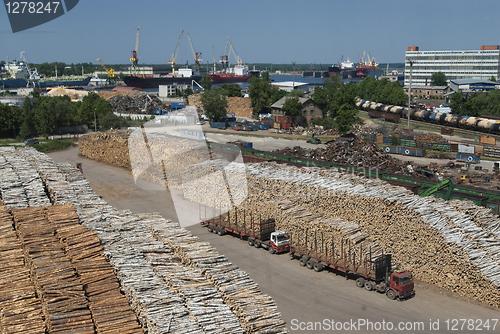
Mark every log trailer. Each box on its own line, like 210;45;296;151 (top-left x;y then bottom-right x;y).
289;228;415;300
201;216;290;254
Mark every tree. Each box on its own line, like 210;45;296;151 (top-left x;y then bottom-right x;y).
287;89;304;98
201;74;212;90
449;91;466;115
200;87;228;122
281;97;303;117
313;75;342;115
249;72;273;114
430;72;447;86
490;76;497;82
220;83;242;97
334;103;361;134
183;87;194;97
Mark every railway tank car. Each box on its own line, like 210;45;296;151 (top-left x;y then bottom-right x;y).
357;98;500;135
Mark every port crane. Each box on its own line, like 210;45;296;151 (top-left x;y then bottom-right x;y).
130;26;140;74
227;37;243;65
185;31;202;72
212;46;217;73
169;30;184;74
96;58;115;83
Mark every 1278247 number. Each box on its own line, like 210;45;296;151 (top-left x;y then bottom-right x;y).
445;319;498;331
5;2;61;14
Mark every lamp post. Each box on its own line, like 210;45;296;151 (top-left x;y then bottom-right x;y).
292;62;296;90
94;108;97;132
407;59;413;129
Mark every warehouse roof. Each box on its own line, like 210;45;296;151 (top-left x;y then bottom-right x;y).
449;78;498;85
271;96;313;109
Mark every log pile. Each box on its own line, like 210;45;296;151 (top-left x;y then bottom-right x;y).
210;162;500;307
415;133;446;144
79;131;132;169
188;95;253;118
0;205;46;334
12;206;95;334
49;205;143;334
147;214;288;333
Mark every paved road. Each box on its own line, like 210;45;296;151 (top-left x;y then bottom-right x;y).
49;147;500;334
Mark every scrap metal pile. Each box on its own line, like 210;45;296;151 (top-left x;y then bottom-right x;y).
0;146;288;333
108;94;164;115
273;139;411;174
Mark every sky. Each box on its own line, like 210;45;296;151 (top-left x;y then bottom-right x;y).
1;0;500;67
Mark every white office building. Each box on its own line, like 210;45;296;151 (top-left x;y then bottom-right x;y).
404;45;500;87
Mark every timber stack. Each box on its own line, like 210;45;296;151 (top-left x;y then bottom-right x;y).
0;146;289;333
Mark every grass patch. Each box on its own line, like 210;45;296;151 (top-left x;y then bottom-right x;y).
0;138;23;145
32;138;78;153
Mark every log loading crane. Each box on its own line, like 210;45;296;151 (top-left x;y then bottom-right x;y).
169;30;184;75
130;26;140;74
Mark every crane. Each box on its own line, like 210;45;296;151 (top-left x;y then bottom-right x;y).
212;46;216;73
169;30;184;74
130;26;140;73
185;32;202;72
220;39;230;72
96;58;115;83
227;37;243;65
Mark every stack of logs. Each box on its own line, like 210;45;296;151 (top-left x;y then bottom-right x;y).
79;131;132;169
0;203;143;334
191;162;500;308
415;133;446;144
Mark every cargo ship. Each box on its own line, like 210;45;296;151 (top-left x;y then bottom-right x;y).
1;76;92;89
123;67;202;88
1;61;92;89
210;65;251;84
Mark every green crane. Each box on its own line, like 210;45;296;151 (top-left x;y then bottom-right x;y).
420;178;456;200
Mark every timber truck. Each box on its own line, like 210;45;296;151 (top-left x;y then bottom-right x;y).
289;228;415;300
201;215;290;254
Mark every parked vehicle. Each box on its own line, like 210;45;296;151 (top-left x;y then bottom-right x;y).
289;227;415;300
201;216;290;254
24;139;39;145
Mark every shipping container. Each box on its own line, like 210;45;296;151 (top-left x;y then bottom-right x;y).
458;144;475;154
456;153;480;164
210;122;227;129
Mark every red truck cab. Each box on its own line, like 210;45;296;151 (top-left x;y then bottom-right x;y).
268;231;290;254
387;270;415;300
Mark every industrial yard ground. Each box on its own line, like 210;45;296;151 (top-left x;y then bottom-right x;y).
49;146;500;334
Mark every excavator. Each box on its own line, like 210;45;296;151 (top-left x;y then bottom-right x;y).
420;178;456;200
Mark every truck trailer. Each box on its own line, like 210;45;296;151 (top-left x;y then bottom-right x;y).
289;228;415;300
201;215;290;254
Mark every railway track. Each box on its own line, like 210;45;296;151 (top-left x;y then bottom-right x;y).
359;110;500;142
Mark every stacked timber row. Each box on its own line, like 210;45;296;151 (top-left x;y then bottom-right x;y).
78;130;132;169
0;204;46;334
187;162;500;307
0;147;289;333
0;203;143;333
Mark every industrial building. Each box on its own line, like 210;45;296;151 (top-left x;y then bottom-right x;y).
404;45;500;87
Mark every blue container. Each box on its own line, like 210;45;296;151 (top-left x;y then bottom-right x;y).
210;122;227;129
456;153;480;164
259;123;270;130
383;146;402;154
244;142;253;149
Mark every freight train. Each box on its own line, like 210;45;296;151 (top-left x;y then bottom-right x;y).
356;98;500;134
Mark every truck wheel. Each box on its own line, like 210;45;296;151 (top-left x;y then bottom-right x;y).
254;240;261;248
217;228;225;236
269;247;276;254
386;289;397;300
355;277;365;288
306;259;316;270
299;256;308;267
212;226;218;234
207;225;213;233
364;281;373;291
248;238;254;246
313;262;323;272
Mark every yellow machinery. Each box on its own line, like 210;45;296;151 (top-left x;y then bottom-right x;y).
96;58;115;82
